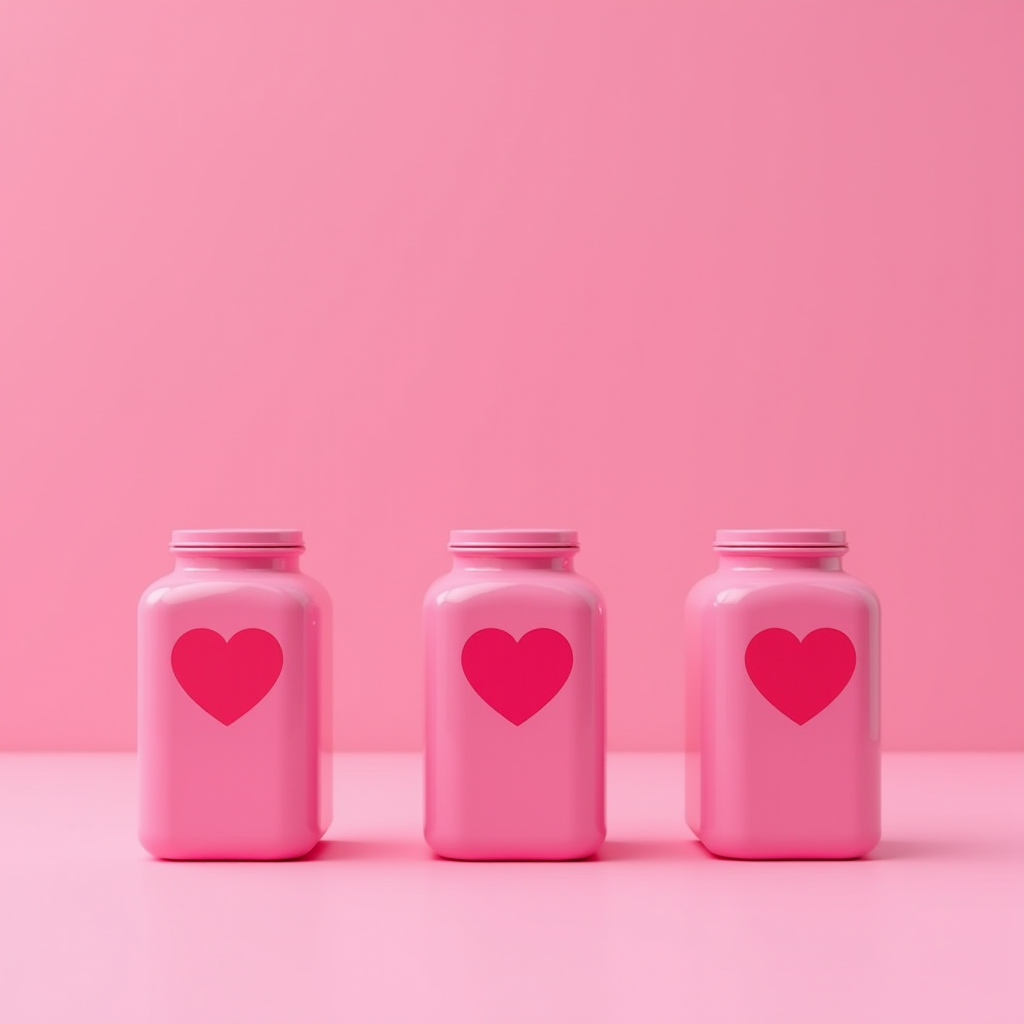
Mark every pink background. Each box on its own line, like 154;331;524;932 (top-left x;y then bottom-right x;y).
1;0;1021;752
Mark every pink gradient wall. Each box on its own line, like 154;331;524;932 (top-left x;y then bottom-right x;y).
1;1;1021;751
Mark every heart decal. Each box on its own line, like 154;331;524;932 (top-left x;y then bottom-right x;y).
744;627;856;725
461;628;573;725
171;628;283;725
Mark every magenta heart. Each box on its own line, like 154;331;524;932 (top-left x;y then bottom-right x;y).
744;627;856;725
461;628;573;725
171;628;283;725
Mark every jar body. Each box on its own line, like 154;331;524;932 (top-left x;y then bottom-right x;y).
424;538;606;860
684;539;880;859
138;537;332;860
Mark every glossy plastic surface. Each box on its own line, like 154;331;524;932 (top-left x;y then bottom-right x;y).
424;536;606;860
170;528;305;549
685;539;880;859
714;528;847;549
138;534;332;860
448;528;579;549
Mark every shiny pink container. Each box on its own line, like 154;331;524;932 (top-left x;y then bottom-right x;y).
424;529;606;860
685;529;880;859
138;529;332;860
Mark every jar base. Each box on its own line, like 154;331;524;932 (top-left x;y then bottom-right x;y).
139;828;324;862
425;827;605;862
698;829;880;861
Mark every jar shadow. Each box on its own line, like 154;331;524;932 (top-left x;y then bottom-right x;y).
868;838;1023;862
298;838;430;862
591;839;712;862
300;838;717;863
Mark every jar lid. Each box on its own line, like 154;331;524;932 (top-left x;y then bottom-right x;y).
714;528;847;549
449;528;579;550
170;528;304;550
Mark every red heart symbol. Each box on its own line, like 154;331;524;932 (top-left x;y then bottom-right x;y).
744;627;856;725
461;628;573;725
171;628;283;726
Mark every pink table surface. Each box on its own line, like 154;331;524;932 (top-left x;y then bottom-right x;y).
1;753;1022;1024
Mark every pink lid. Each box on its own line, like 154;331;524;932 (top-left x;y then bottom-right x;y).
714;528;847;549
170;528;304;550
449;529;579;550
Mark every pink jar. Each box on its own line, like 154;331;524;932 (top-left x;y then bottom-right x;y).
138;529;332;860
684;529;880;859
424;529;606;860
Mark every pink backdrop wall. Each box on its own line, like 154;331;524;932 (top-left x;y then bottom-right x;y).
1;1;1021;751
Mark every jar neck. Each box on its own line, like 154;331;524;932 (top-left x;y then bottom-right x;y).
716;550;845;571
451;550;577;572
173;550;302;571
